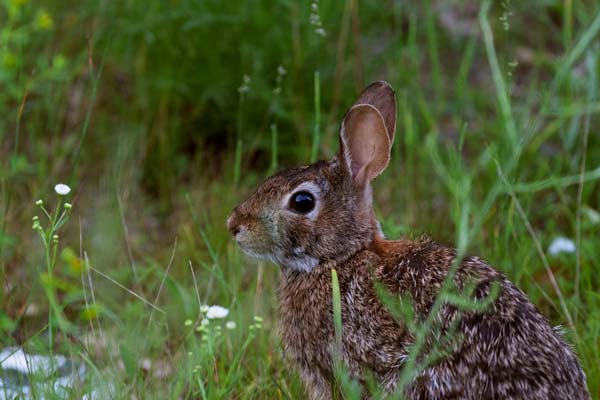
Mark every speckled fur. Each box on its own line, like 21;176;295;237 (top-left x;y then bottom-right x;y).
227;82;590;399
278;239;589;399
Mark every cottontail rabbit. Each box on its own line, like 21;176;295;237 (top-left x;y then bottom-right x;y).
227;82;590;399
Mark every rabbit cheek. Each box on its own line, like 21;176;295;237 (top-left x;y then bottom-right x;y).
274;218;319;272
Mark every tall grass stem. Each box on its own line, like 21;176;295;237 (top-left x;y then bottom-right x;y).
270;123;279;174
311;71;321;163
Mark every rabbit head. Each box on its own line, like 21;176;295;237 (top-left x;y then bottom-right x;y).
227;81;396;271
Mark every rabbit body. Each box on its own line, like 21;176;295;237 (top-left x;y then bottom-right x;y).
279;238;589;399
227;82;590;399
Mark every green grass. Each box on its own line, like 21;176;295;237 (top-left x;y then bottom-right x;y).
1;0;600;398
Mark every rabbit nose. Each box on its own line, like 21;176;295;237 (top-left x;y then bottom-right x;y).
227;215;241;236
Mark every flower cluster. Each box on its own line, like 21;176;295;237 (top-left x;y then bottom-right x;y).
183;304;239;336
309;0;326;37
238;75;251;95
273;65;287;94
185;303;262;365
32;183;73;242
499;0;513;31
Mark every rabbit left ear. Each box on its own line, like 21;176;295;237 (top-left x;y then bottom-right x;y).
352;81;396;145
339;104;391;185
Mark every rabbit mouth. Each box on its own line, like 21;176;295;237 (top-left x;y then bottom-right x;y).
235;240;277;263
236;242;319;271
238;244;271;260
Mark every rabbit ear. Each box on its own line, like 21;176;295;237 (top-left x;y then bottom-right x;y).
339;104;391;185
352;81;396;145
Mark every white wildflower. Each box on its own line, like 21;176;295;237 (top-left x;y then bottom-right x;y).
54;183;71;195
583;206;600;225
315;27;327;36
274;65;287;94
225;321;236;330
238;74;251;94
141;358;152;371
205;305;229;319
200;304;209;313
548;237;576;256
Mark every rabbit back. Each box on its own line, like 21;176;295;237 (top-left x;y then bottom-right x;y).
278;238;590;399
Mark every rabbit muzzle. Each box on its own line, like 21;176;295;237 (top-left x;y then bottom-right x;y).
227;210;275;262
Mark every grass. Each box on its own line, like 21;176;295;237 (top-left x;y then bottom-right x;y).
1;0;600;398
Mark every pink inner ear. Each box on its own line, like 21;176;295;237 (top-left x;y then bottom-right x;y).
341;104;391;184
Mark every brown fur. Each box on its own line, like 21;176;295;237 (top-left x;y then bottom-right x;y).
227;82;591;399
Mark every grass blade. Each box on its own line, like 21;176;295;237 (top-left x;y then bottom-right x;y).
311;71;321;163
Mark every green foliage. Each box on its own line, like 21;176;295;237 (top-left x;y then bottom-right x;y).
1;0;600;398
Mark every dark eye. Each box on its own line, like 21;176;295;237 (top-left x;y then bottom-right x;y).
289;191;315;214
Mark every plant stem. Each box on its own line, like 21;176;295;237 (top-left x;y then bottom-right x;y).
311;71;321;163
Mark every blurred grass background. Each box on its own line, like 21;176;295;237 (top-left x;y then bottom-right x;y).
1;0;599;398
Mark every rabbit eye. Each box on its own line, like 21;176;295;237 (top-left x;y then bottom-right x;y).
289;191;315;214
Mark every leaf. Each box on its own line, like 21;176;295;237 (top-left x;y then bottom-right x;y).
0;311;17;334
119;342;137;381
